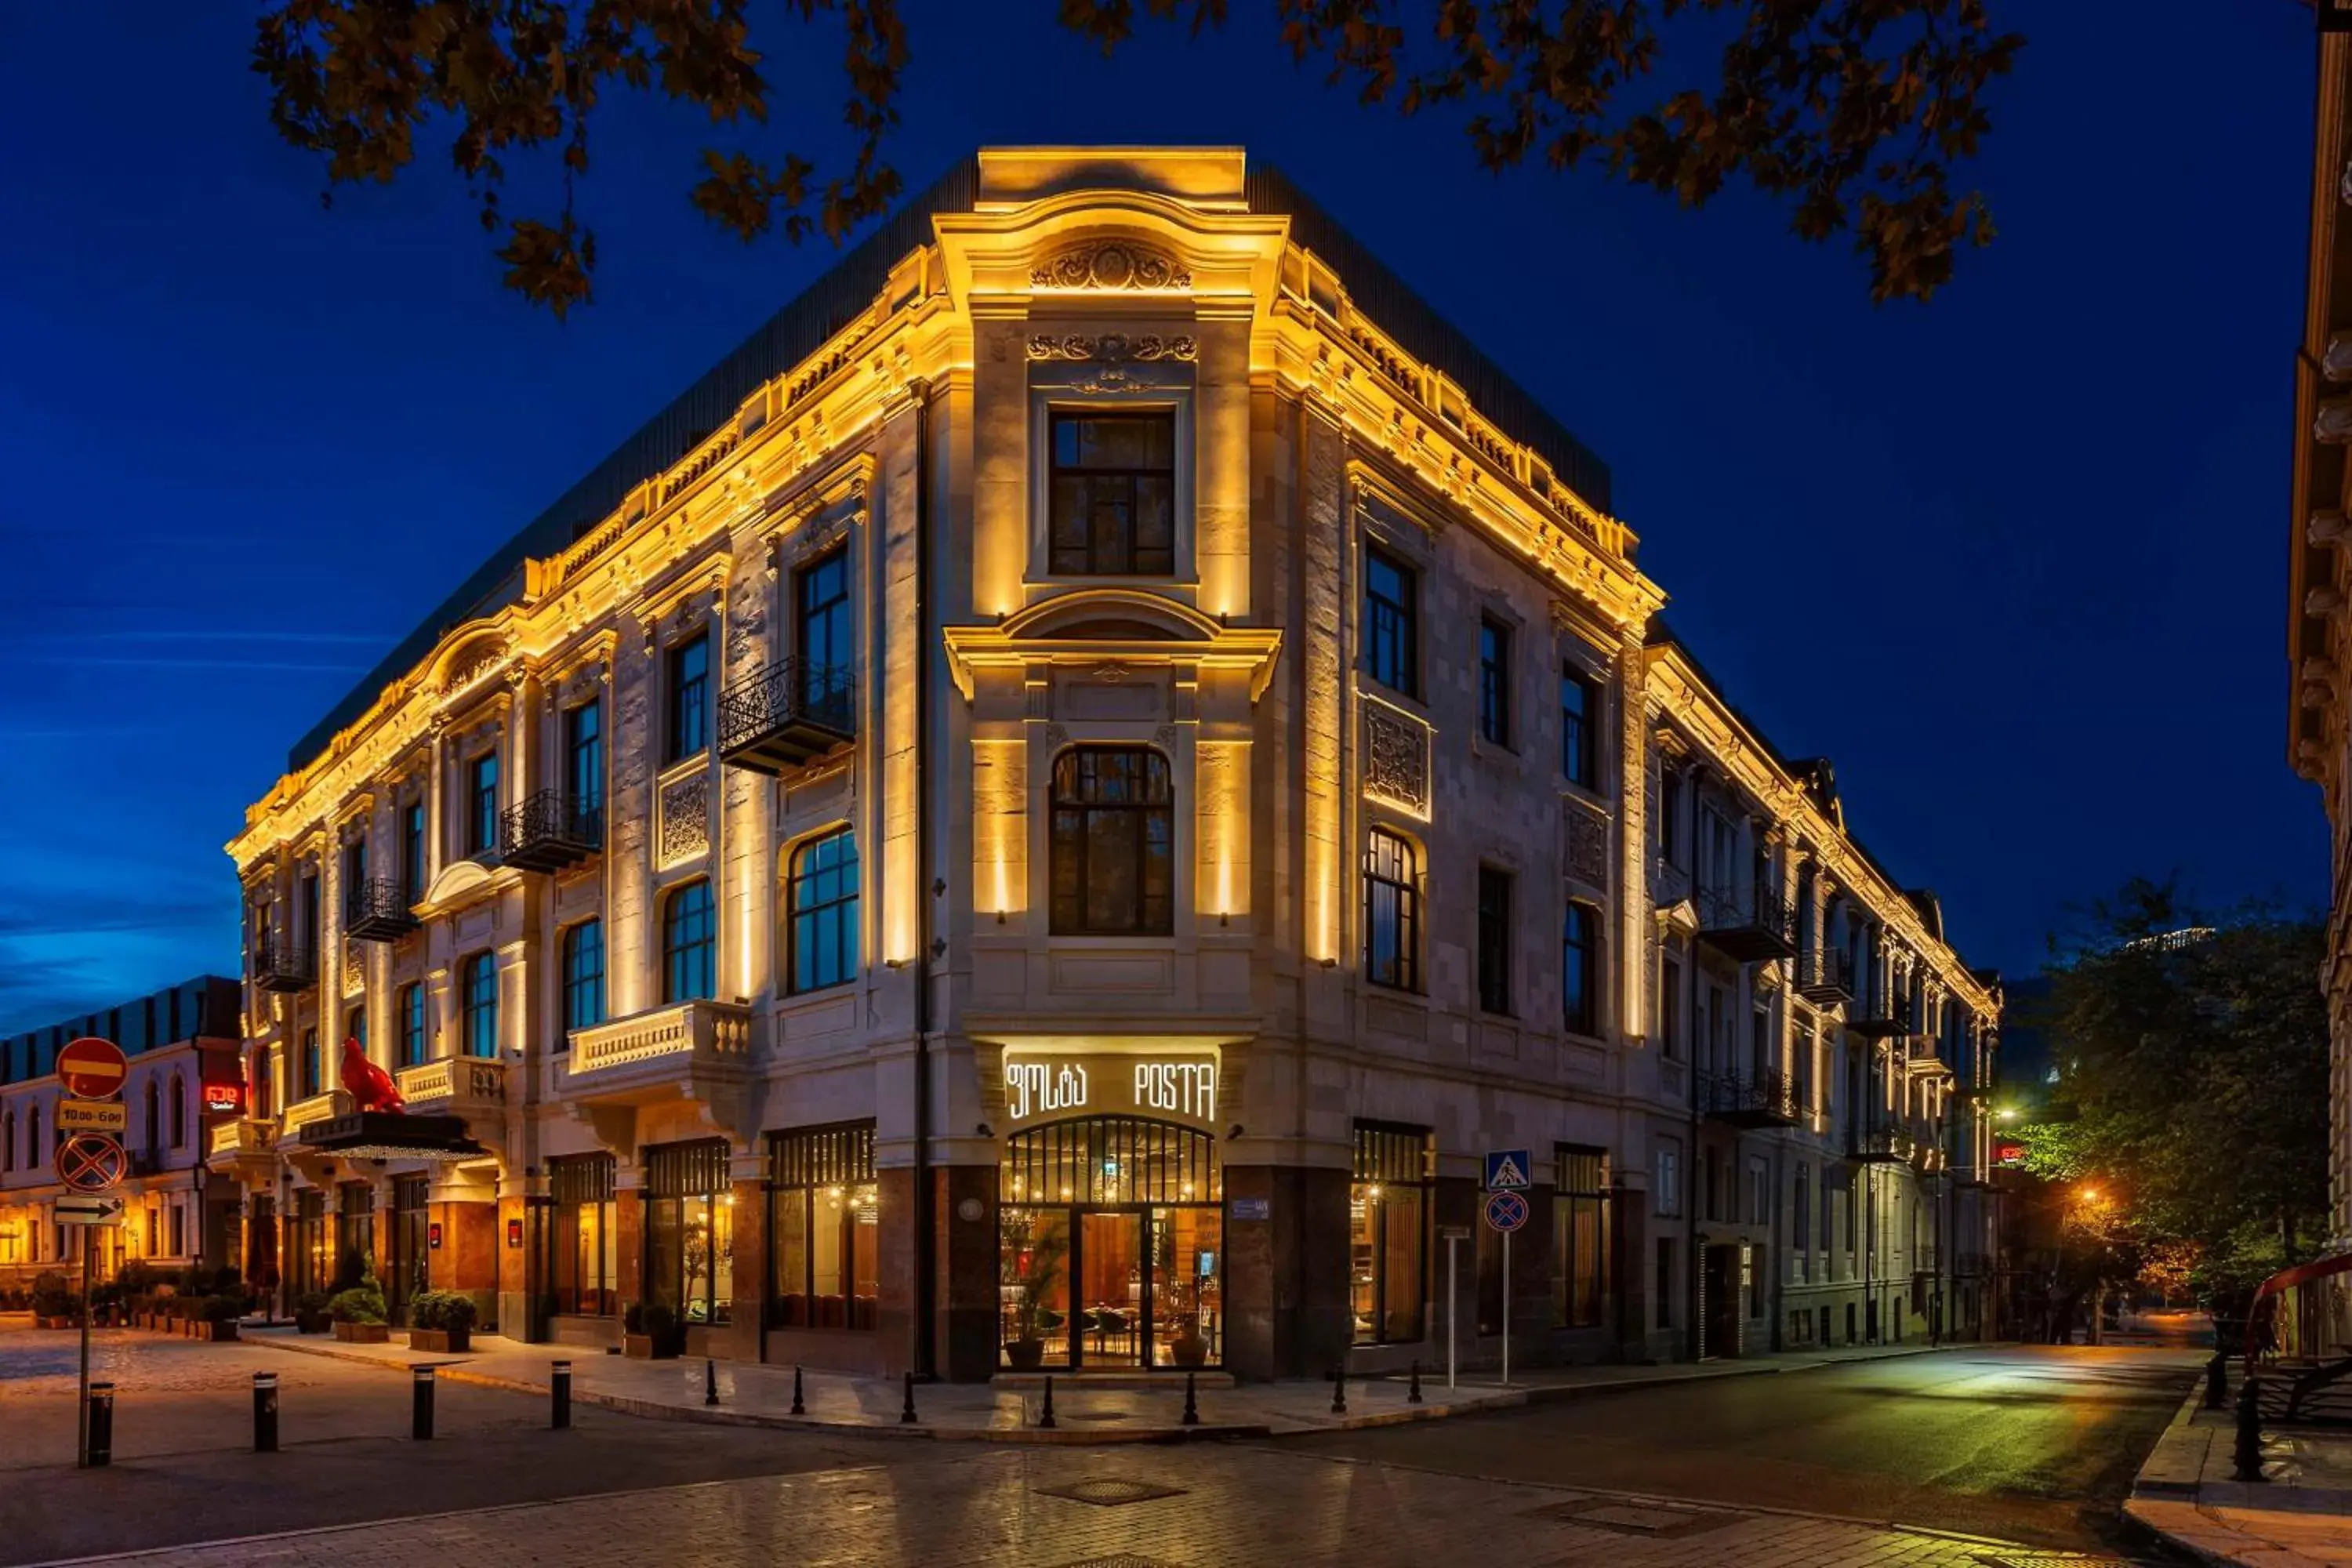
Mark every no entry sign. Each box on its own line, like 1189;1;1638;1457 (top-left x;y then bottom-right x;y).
56;1037;128;1102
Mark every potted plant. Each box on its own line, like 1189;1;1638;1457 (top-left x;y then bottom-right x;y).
622;1301;681;1359
999;1214;1068;1371
294;1290;332;1334
328;1275;390;1342
193;1295;242;1342
31;1271;78;1329
408;1289;477;1355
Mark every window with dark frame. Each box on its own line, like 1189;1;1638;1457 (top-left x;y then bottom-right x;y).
550;1153;617;1317
340;839;367;919
467;751;499;857
1476;866;1513;1015
1479;618;1512;745
1048;748;1174;935
667;633;709;762
1563;901;1599;1036
563;919;606;1033
402;801;427;901
463;952;498;1058
1363;546;1417;696
1562;663;1597;787
345;1005;365;1051
567;701;604;830
643;1138;731;1327
299;1027;320;1098
797;550;855;721
1363;827;1421;991
767;1122;879;1331
1552;1146;1610;1329
788;829;859;993
662;880;716;1003
1661;952;1684;1062
1047;411;1175;575
397;983;425;1069
1351;1122;1429;1345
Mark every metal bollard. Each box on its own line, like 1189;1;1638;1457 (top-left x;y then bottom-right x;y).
900;1370;917;1425
2233;1375;2267;1483
1330;1366;1347;1416
1408;1360;1424;1405
551;1360;572;1430
1038;1374;1056;1430
2205;1351;2228;1410
254;1372;279;1453
1181;1371;1200;1427
706;1358;720;1407
789;1365;806;1417
85;1381;114;1468
412;1366;435;1443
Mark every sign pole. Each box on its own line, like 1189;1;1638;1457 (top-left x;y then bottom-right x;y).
1501;1226;1511;1388
1446;1232;1458;1391
76;1238;93;1468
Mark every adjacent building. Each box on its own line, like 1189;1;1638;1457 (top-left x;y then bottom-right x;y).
221;147;1998;1380
0;977;244;1295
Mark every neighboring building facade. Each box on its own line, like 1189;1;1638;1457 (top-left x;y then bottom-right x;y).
222;147;1996;1380
0;977;244;1296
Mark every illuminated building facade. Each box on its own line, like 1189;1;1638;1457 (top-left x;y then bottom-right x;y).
0;977;243;1295
223;148;1997;1378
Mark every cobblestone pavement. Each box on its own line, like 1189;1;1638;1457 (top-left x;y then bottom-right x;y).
24;1445;2158;1568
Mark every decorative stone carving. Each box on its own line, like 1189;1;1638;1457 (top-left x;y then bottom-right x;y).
443;642;503;695
1031;241;1192;292
1363;703;1429;814
1565;802;1609;888
1026;332;1198;365
658;771;710;866
1153;724;1180;750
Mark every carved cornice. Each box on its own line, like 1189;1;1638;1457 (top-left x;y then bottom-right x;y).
1030;240;1192;292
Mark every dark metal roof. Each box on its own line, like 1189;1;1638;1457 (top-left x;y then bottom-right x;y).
290;154;1612;774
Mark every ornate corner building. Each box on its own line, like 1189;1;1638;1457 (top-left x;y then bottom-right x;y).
220;148;2000;1380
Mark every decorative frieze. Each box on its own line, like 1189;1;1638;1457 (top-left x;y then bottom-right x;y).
1565;800;1610;888
1026;332;1198;365
657;770;711;866
1030;240;1192;292
1363;700;1430;815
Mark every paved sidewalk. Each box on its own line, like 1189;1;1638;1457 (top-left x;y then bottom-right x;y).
2127;1382;2352;1565
237;1324;1962;1443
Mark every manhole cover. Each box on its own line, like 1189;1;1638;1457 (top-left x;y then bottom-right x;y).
1525;1498;1741;1538
1052;1558;1186;1568
1036;1478;1189;1507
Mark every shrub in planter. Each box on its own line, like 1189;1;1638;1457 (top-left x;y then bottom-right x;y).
189;1295;242;1341
295;1290;334;1334
408;1290;477;1354
622;1301;681;1359
329;1276;390;1343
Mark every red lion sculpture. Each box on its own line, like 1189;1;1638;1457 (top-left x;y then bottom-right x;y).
339;1036;405;1114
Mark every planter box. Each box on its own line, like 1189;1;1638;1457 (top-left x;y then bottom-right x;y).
333;1321;390;1344
622;1333;681;1360
35;1316;77;1330
186;1321;238;1342
410;1327;470;1355
295;1312;329;1334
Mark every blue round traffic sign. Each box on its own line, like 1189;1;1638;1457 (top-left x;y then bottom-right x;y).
1483;1189;1530;1232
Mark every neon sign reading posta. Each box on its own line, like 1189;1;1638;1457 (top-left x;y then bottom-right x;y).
1002;1058;1218;1120
1132;1060;1215;1118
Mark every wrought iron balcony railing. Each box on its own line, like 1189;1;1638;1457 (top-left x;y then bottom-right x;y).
1846;993;1915;1040
1846;1120;1915;1164
499;789;602;874
1700;1069;1800;1128
717;658;856;775
1695;884;1798;963
344;877;421;942
250;935;316;993
1797;945;1856;1004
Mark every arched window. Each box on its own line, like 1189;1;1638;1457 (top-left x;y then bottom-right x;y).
563;920;607;1031
1363;828;1421;991
1563;901;1601;1036
463;953;499;1058
663;881;716;1003
788;830;860;994
169;1073;186;1148
143;1076;160;1151
1048;748;1173;936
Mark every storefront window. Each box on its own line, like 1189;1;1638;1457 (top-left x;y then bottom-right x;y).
387;1176;427;1324
288;1189;328;1301
767;1123;877;1330
1551;1145;1610;1329
644;1140;731;1326
551;1154;617;1317
1352;1121;1429;1345
335;1182;375;1287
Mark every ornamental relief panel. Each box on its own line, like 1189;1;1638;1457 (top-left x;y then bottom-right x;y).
1362;701;1430;815
1564;798;1610;890
1030;240;1192;292
657;769;710;868
1026;332;1198;365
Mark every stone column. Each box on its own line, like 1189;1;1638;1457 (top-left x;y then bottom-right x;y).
935;1164;1000;1381
1221;1162;1352;1381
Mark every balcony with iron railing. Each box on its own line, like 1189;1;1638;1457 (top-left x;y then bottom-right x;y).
250;935;316;993
717;658;856;775
1796;945;1856;1005
1700;1067;1799;1128
1846;1118;1915;1164
343;877;421;942
499;789;602;874
1846;992;1914;1040
1906;1033;1955;1076
1696;884;1798;963
564;999;753;1105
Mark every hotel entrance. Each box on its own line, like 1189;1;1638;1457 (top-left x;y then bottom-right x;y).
999;1116;1221;1371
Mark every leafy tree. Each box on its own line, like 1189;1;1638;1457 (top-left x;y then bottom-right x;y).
2030;877;2330;1315
252;1;2024;316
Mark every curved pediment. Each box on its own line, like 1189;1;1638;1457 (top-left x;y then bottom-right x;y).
432;622;513;696
421;857;495;909
1000;590;1219;644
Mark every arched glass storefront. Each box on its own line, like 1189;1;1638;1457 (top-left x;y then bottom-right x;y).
999;1116;1221;1371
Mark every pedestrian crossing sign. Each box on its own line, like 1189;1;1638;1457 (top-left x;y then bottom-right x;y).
1484;1149;1532;1191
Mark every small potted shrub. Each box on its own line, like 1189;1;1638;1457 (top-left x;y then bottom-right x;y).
408;1290;477;1355
194;1295;242;1342
622;1302;680;1359
329;1276;390;1342
295;1290;332;1334
32;1271;78;1329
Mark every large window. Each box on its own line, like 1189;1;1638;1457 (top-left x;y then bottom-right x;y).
462;952;498;1058
299;1027;321;1098
467;751;499;858
289;1189;328;1302
668;633;709;762
1660;951;1684;1062
1049;748;1173;935
1047;410;1175;575
563;920;606;1032
1563;900;1599;1036
767;1123;878;1331
662;881;716;1003
788;830;859;993
1478;617;1512;746
1562;664;1598;788
401;801;427;900
336;1183;376;1287
397;983;425;1069
797;550;854;721
1363;828;1421;991
644;1139;731;1327
1363;546;1417;696
567;701;604;829
550;1154;616;1317
1552;1146;1610;1329
1352;1123;1428;1345
1476;867;1513;1015
340;839;368;917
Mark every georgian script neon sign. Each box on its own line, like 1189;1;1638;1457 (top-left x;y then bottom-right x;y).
1004;1062;1090;1120
1003;1058;1218;1120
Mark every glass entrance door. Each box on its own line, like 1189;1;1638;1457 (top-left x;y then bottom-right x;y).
1077;1211;1143;1367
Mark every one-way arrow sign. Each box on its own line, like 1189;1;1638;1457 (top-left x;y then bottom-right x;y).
54;1196;123;1226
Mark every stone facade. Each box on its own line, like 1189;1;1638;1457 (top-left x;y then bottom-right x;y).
222;148;1998;1379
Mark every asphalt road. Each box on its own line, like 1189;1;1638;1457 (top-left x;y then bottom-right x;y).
1283;1343;2205;1555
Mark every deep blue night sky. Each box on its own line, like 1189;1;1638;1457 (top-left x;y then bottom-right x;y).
0;4;2324;1033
